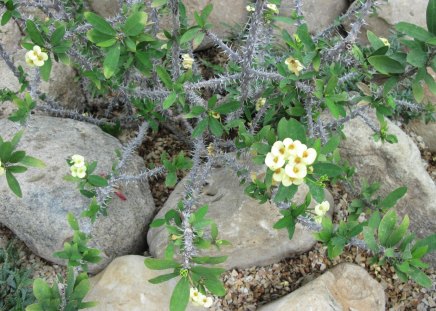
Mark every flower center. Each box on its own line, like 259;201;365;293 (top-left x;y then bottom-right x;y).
293;167;299;173
303;150;308;158
295;157;302;164
275;168;281;174
279;147;285;155
273;157;279;163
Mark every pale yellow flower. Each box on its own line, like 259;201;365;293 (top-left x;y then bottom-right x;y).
283;138;305;157
266;3;279;14
246;5;255;12
272;167;285;182
271;141;287;158
70;165;87;179
71;154;85;168
298;147;317;165
211;111;220;119
0;161;5;176
182;53;194;70
25;45;48;67
293;34;301;43
285;56;304;76
314;201;330;216
265;152;285;171
255;97;266;111
285;162;307;179
201;296;214;308
380;37;390;47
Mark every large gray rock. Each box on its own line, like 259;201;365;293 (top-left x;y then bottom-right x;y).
258;263;385;311
0;21;85;111
85;255;203;311
339;111;436;241
278;0;348;34
87;0;346;49
345;0;428;43
148;163;334;270
0;116;155;272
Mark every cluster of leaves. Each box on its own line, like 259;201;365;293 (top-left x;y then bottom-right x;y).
0;240;35;310
0;130;45;197
27;213;100;311
146;203;230;311
161;152;193;187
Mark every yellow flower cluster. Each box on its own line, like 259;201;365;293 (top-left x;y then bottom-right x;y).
255;97;266;111
182;53;194;70
265;139;316;187
285;56;304;76
0;160;5;176
25;45;48;67
70;154;87;179
313;201;330;223
190;288;213;308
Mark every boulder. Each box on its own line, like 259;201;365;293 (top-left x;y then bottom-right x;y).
339;110;436;245
258;263;385;311
278;0;348;35
87;0;347;49
85;255;204;311
148;163;334;270
0;116;155;272
405;68;436;153
0;21;85;111
344;0;428;43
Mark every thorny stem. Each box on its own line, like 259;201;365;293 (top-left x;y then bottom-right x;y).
169;0;181;80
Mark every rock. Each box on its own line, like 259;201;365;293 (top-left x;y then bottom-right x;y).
405;68;436;153
87;0;120;18
278;0;348;34
85;255;203;311
148;163;334;270
87;0;346;49
258;263;385;311
344;0;428;43
339;110;436;245
0;21;85;111
0;116;155;272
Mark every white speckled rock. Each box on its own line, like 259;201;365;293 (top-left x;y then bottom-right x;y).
258;263;385;311
0;22;85;111
148;163;334;270
85;255;203;311
338;110;436;264
345;0;428;43
0;116;155;273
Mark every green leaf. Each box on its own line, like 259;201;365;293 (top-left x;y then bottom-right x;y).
96;38;117;47
312;162;343;177
152;0;168;7
214;101;239;114
7;165;27;173
367;30;385;50
368;55;405;75
156;66;173;89
428;0;436;35
396;22;433;42
9;150;25;163
122;11;147;36
378;210;397;246
274;184;298;203
162;92;178;109
204;277;226;297
363;227;379;252
307;179;325;203
165;172;177;187
32;278;52;300
144;258;180;270
0;141;13;162
170;277;190;311
148;272;179;284
20;156;45;168
407;47;427;68
409;266;432;287
379;186;407;209
71;278;91;299
103;43;120;79
277;118;306;142
51;26;66;45
87;175;108;187
385;215;409;247
325;98;340;119
412;80;425;103
192;256;228;265
40;57;52;82
10;129;24;149
209;117;223;137
86;29;115;44
1;11;12;26
6;170;21;197
67;212;79;230
150;218;165;228
180;27;201;44
84;12;116;36
26;20;45;46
